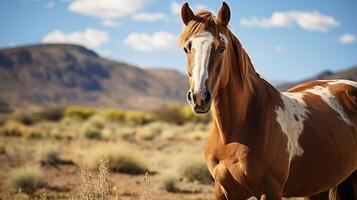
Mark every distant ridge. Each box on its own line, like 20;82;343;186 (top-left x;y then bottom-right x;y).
0;44;187;111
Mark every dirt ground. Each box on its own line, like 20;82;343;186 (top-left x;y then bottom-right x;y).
0;135;215;200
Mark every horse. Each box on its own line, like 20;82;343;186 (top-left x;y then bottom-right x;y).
179;2;357;200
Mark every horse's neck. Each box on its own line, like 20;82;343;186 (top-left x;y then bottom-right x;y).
211;44;280;144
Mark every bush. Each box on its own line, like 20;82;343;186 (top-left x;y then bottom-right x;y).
86;144;148;175
65;106;96;120
154;104;211;125
125;111;155;125
178;155;212;184
14;113;37;125
7;165;46;194
179;106;211;124
154;104;186;125
0;121;29;137
136;122;167;141
37;145;62;165
158;170;179;192
81;124;102;139
101;108;125;122
35;107;64;122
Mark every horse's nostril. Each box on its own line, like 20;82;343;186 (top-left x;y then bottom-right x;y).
205;91;211;103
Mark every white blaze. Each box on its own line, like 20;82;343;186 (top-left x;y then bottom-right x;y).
189;31;214;92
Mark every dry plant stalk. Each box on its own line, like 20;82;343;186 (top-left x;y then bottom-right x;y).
141;172;151;200
80;164;96;200
96;157;111;200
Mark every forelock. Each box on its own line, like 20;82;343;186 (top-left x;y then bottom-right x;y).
179;10;226;47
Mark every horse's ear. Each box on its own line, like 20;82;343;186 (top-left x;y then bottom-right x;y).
181;2;195;25
217;2;231;26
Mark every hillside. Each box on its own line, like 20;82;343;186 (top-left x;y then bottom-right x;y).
0;44;188;111
277;66;357;91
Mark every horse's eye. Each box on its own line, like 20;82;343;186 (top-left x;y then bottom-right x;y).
183;47;188;54
184;42;192;54
218;46;226;53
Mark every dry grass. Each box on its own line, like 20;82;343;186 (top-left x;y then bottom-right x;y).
6;165;47;194
0;121;29;137
85;144;149;175
178;155;212;184
65;106;96;120
157;170;179;192
79;157;112;200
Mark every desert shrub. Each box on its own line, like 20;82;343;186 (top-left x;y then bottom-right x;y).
125;111;155;125
179;106;211;124
37;144;69;165
0;121;29;137
178;155;212;184
101;108;126;122
86;144;148;174
65;106;96;120
14;113;37;125
81;124;102;139
35;107;64;122
154;104;186;125
7;165;47;194
80;116;105;139
158;170;179;192
136;122;168;141
154;104;211;125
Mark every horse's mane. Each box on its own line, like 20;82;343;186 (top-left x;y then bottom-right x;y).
179;10;256;93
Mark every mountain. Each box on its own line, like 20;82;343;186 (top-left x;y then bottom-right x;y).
0;44;188;111
277;66;357;91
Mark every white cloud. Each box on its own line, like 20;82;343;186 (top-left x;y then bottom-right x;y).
338;33;356;44
102;19;120;27
170;1;208;15
42;28;109;49
124;31;176;52
69;0;149;20
240;11;339;32
132;12;168;22
170;2;181;15
274;45;285;53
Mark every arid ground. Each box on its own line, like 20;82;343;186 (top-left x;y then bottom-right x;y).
0;106;216;200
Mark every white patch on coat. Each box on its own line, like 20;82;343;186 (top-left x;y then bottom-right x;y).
326;79;357;88
189;31;214;92
275;92;309;161
304;86;351;125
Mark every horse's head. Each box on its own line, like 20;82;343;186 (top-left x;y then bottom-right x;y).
179;2;231;114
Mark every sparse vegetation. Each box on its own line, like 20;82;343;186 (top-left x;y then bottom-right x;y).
0;121;29;137
36;145;64;165
65;106;96;120
86;144;149;175
125;111;155;125
7;165;47;194
158;170;179;192
102;108;126;122
0;105;216;199
80;157;111;200
178;155;212;184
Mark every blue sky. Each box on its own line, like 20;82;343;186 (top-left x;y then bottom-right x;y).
0;0;356;82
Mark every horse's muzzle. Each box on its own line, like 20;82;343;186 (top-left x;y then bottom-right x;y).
187;90;211;113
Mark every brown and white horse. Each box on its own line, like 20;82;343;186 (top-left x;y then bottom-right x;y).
179;2;357;200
